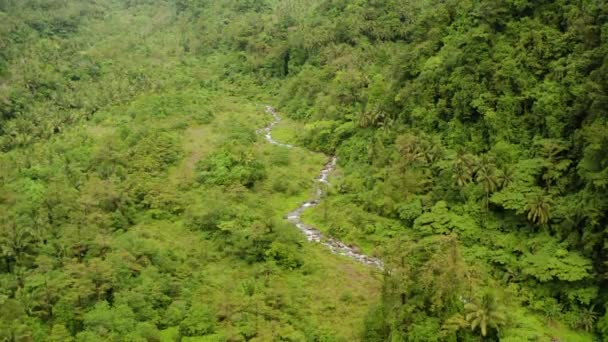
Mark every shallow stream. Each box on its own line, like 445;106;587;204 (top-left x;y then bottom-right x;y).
259;106;384;268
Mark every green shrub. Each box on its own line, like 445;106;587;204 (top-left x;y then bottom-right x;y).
197;149;266;187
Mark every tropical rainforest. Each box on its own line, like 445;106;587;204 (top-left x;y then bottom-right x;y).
0;0;607;341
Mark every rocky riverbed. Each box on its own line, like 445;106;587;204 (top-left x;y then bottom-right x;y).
260;106;384;269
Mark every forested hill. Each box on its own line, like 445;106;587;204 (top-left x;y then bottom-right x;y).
1;0;607;341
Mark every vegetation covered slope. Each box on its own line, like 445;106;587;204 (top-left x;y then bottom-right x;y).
1;0;607;341
174;0;607;340
0;1;381;341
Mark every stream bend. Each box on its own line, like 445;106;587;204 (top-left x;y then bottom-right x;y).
259;106;384;269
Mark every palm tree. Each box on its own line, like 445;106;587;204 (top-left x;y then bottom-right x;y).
537;139;567;161
453;152;476;188
359;107;387;128
395;134;423;167
357;110;372;128
498;166;515;189
475;155;498;212
526;193;551;225
0;222;33;273
535;139;570;191
577;306;597;332
442;313;468;337
419;140;443;176
464;292;507;337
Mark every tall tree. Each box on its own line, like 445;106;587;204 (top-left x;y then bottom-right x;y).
475;155;498;213
526;193;551;225
464;292;507;337
452;152;476;188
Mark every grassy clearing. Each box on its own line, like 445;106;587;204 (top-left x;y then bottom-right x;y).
268;115;305;147
158;94;381;340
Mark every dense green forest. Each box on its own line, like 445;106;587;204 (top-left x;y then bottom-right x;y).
0;0;607;341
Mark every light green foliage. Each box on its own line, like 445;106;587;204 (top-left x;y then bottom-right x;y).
196;149;266;188
78;301;159;341
299;120;342;154
50;324;73;342
265;241;303;270
519;236;592;282
0;297;33;341
413;201;480;241
0;1;384;340
179;303;216;337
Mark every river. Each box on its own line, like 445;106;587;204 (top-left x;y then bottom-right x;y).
259;106;383;269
